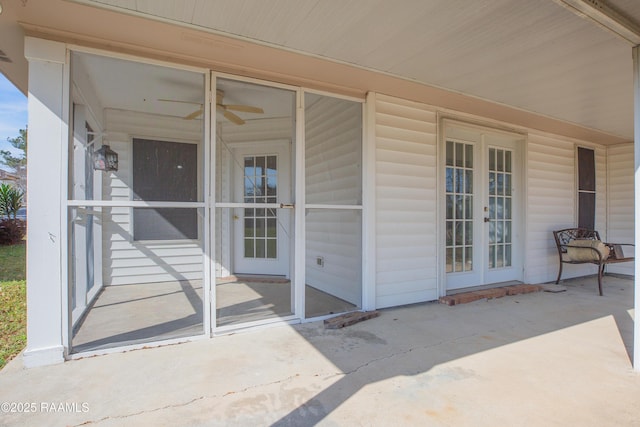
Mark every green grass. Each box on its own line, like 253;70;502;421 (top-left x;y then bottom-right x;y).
0;242;26;369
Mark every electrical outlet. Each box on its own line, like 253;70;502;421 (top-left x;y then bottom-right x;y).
316;256;324;267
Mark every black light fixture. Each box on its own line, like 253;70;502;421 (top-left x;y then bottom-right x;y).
93;145;118;172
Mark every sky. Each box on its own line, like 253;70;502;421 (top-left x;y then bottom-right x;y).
0;73;27;158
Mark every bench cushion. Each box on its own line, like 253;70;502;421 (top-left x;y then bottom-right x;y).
566;239;610;262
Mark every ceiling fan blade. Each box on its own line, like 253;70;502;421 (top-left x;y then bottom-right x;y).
184;108;203;120
158;98;201;105
224;105;264;114
224;110;245;125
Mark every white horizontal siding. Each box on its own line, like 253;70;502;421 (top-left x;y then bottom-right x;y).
526;134;574;284
374;94;438;308
525;133;609;284
306;210;362;305
306;98;361;205
218;117;292;144
607;143;635;275
102;109;204;286
305;95;362;305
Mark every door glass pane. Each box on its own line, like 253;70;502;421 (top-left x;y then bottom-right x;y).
489;148;496;171
455;221;463;245
244;239;254;258
489;172;496;195
489;245;496;269
489;220;497;244
446;248;453;273
465;247;473;271
267;239;277;259
455;169;464;193
256;240;266;258
455;195;464;219
446;167;454;192
243;155;277;260
497;221;504;243
455;143;464;167
465;144;473;168
446;141;474;274
455;247;463;272
497;173;504;195
505;245;512;266
496;245;504;268
465;170;473;193
464;195;473;218
489;196;496;219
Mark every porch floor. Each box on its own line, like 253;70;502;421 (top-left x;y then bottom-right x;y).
72;280;205;353
72;278;356;352
4;275;639;426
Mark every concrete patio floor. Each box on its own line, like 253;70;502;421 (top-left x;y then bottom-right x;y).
1;275;639;426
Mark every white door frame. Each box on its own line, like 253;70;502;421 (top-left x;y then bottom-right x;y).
439;118;525;294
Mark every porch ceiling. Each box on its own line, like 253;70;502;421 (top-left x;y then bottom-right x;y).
76;0;640;141
0;0;638;142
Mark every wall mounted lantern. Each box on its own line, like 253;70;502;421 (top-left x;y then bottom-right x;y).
93;145;118;172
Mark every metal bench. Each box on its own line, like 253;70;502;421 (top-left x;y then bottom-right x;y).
553;228;634;296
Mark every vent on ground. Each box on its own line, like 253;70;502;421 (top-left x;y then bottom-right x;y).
0;49;12;63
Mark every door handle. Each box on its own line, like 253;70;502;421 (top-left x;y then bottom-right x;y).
484;217;491;223
279;203;295;209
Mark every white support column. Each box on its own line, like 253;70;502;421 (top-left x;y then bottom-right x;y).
634;46;640;372
294;90;306;319
362;92;377;311
22;38;68;367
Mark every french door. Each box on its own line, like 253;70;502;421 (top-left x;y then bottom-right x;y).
444;125;522;291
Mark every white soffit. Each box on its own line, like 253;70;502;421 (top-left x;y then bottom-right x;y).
557;0;640;44
69;1;640;140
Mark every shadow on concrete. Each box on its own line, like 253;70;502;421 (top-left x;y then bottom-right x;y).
270;275;634;426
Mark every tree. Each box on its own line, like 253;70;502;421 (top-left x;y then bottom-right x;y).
0;183;23;219
2;128;27;192
0;183;26;245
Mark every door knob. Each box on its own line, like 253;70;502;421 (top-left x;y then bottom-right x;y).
484;217;491;223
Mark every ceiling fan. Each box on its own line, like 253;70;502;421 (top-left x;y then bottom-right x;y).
158;90;264;125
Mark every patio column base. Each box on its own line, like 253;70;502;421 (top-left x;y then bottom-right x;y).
22;345;65;368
